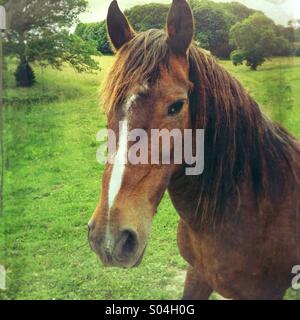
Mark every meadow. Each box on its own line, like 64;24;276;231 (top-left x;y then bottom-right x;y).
1;56;300;300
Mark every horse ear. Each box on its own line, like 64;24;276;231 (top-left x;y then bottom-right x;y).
107;1;135;51
166;0;194;56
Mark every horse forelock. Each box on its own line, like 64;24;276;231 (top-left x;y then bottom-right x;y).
101;29;170;115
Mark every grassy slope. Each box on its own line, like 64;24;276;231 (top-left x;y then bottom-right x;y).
220;57;300;137
0;56;300;300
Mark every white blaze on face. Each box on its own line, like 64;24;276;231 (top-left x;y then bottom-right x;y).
105;90;146;240
107;94;138;211
108;119;128;209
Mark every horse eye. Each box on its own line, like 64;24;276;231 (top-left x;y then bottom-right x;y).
167;100;184;116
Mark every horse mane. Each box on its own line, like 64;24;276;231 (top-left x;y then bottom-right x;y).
102;29;299;226
188;45;298;226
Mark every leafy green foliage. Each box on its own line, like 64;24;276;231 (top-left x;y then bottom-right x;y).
75;21;113;55
193;4;233;58
4;0;99;87
77;0;258;59
230;13;280;70
276;25;295;42
5;0;87;33
230;50;244;66
296;46;300;57
218;1;258;23
189;0;259;58
229;11;295;69
75;0;295;62
273;36;294;56
97;22;113;55
58;34;99;72
195;32;210;50
75;3;170;55
294;29;300;43
124;3;169;31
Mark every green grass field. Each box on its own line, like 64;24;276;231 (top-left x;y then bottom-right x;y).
1;56;300;300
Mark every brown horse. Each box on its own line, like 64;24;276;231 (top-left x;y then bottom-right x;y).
88;0;300;299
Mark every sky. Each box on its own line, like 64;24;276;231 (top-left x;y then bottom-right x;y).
79;0;300;26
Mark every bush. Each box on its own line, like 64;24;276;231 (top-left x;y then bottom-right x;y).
230;50;244;66
15;62;36;87
295;46;300;57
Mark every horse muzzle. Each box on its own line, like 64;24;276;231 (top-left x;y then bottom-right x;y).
88;223;145;268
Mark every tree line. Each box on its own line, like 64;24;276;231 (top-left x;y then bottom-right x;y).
2;0;300;87
76;0;299;70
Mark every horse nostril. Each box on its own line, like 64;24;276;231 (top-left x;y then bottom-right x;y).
118;229;139;258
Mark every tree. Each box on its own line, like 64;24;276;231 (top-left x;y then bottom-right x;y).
193;4;233;58
230;13;277;70
75;21;113;55
124;3;169;32
189;0;258;58
3;0;99;87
